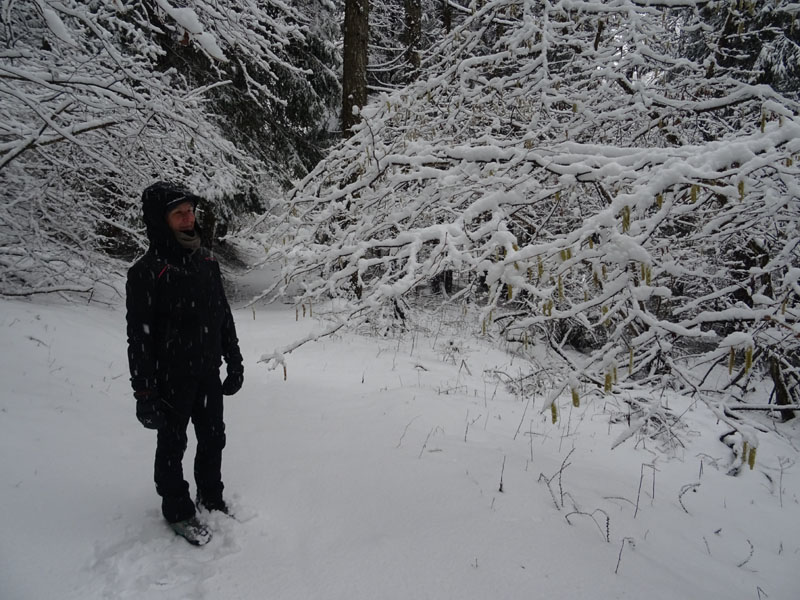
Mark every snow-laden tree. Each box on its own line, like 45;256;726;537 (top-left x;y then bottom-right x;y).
256;0;800;467
0;0;339;296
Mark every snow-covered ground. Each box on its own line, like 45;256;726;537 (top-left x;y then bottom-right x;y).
1;270;799;600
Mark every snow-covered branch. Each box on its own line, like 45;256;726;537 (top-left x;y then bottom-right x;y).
255;0;800;461
0;0;339;296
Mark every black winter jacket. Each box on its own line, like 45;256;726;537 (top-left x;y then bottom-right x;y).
126;183;242;416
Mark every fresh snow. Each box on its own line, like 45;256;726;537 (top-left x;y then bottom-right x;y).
1;269;799;600
153;0;228;61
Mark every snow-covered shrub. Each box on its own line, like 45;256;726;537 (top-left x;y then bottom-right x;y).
257;0;800;460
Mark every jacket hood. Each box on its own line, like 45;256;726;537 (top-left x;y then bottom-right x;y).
141;181;203;250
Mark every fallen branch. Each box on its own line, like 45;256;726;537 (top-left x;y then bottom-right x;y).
257;313;357;373
726;403;800;412
0;285;94;297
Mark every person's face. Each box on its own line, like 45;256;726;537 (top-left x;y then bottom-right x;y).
166;201;195;233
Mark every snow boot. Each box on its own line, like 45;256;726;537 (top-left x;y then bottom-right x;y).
169;516;212;546
197;493;230;516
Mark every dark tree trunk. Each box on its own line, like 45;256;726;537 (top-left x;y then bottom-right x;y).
403;0;422;78
441;0;452;33
342;0;369;136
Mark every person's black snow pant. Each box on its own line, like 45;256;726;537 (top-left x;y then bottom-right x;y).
154;376;226;523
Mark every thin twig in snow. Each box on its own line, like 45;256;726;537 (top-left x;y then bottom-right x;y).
397;414;420;448
678;482;700;514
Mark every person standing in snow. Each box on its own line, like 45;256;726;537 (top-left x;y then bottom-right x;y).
125;181;244;545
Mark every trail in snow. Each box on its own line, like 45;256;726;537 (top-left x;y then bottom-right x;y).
1;274;799;599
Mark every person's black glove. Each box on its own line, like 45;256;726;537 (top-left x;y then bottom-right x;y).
222;365;244;396
135;391;166;430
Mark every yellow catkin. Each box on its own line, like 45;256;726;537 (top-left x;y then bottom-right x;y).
629;348;634;375
602;264;608;280
571;388;580;408
742;441;749;465
786;157;793;167
558;275;564;301
656;193;663;208
690;185;698;203
604;372;612;393
745;346;753;372
646;265;652;285
748;446;757;470
738;181;745;201
507;284;513;300
729;347;735;374
551;403;558;424
613;366;618;383
782;299;788;315
593;271;600;288
589;237;594;249
538;257;544;279
622;205;631;232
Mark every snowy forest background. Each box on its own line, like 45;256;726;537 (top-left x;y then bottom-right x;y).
2;0;800;485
